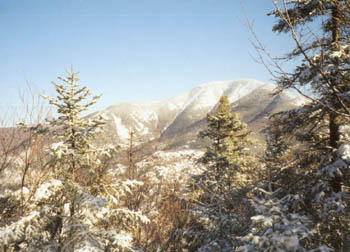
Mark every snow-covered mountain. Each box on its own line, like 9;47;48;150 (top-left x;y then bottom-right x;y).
96;79;306;148
0;79;307;190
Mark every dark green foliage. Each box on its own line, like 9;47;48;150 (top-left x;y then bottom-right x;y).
183;96;257;251
250;1;350;250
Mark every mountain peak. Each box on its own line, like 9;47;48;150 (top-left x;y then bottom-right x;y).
96;79;303;147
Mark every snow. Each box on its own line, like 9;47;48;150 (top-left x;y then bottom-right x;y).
130;109;153;135
50;141;67;158
168;102;178;111
51;141;65;151
282;90;308;106
111;114;130;139
283;235;299;250
225;79;265;104
240;194;319;252
99;79;302;143
161;80;269;133
338;143;350;161
136;149;204;181
177;79;268;110
33;179;63;201
132;104;158;122
330;50;342;58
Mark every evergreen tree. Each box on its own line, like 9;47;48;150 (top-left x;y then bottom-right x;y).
184;96;256;251
40;67;109;186
238;193;332;252
197;96;253;199
0;67;148;251
268;0;350;192
243;1;350;250
262;121;296;195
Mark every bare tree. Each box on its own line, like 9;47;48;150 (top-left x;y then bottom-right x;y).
0;82;51;193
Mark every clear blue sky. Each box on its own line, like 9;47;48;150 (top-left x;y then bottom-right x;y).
0;0;292;112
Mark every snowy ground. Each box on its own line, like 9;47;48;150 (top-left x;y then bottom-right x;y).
136;149;204;183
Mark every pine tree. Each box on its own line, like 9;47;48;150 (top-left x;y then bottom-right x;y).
0;67;148;251
197;96;253;197
268;0;350;191
238;194;332;252
39;67;110;186
247;1;350;250
184;95;256;251
262;120;296;195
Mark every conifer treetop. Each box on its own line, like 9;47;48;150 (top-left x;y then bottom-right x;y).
39;67;112;182
44;66;101;119
1;68;146;251
200;95;251;167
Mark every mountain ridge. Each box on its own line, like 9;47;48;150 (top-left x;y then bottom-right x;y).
94;79;306;149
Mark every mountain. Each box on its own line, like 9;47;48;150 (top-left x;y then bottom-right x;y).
95;79;306;150
0;79;307;191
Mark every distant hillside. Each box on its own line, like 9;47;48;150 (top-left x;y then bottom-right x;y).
94;79;306;151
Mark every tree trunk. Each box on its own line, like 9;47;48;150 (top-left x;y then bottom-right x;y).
329;0;342;194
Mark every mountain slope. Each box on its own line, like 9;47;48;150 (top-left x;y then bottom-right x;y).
96;79;306;148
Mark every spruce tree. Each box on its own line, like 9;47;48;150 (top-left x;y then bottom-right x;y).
40;67;108;185
197;96;253;198
268;0;350;191
0;67;148;251
184;95;256;251
243;1;350;250
262;121;295;194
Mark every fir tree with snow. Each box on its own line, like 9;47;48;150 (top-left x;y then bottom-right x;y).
0;67;148;251
239;192;333;252
255;0;350;250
